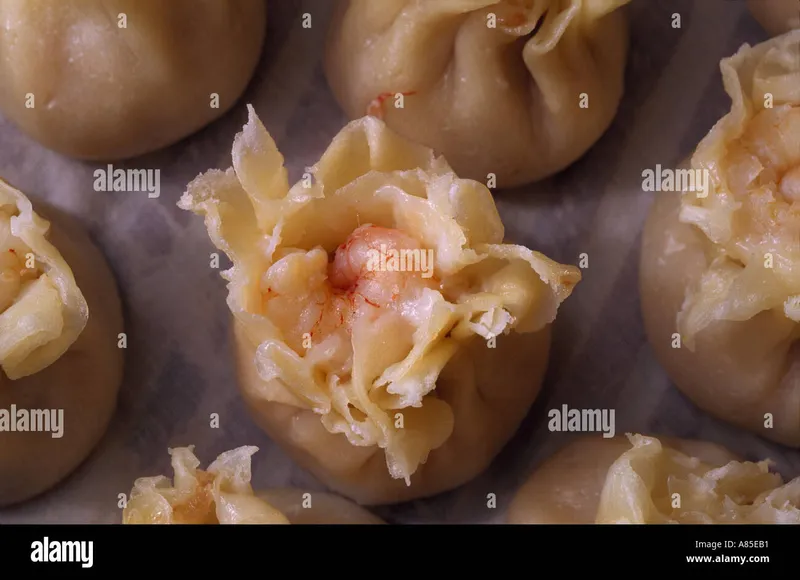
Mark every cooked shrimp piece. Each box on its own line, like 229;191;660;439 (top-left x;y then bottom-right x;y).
329;224;438;309
260;224;439;357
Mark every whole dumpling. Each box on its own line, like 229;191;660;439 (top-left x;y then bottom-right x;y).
123;446;384;524
178;105;580;504
0;179;124;507
640;31;800;447
508;434;800;524
324;0;631;188
748;0;800;36
0;0;266;160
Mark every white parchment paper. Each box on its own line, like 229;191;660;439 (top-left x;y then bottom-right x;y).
0;0;797;524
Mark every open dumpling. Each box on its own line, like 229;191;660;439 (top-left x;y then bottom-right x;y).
123;446;384;524
0;179;124;506
178;105;580;504
508;434;800;523
748;0;800;36
324;0;631;188
0;0;266;160
640;31;800;446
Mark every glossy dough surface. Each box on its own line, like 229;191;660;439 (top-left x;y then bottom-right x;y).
123;446;384;524
179;105;580;504
509;435;800;523
325;0;630;187
747;0;800;36
640;31;800;446
0;0;266;160
0;180;124;506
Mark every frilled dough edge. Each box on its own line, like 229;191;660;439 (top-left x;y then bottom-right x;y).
0;179;88;379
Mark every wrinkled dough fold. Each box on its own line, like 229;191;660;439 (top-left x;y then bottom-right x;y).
123;446;383;524
0;179;87;380
324;0;631;187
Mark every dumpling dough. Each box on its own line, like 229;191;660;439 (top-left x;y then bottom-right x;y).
0;179;124;507
178;105;581;504
748;0;800;36
640;31;800;446
508;434;800;523
324;0;631;188
0;0;266;160
123;446;384;524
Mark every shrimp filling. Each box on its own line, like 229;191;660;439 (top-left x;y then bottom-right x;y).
0;208;42;314
722;105;800;272
678;104;800;337
260;225;440;379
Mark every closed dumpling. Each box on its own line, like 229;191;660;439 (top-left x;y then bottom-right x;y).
178;105;580;504
748;0;800;36
0;179;124;506
123;446;384;524
0;0;266;160
508;434;800;524
324;0;631;188
640;31;800;446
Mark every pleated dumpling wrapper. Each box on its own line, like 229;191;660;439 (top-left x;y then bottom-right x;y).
324;0;631;188
508;434;800;523
640;30;800;446
178;105;581;504
747;0;800;36
0;181;87;379
0;0;266;160
0;179;124;507
123;446;384;524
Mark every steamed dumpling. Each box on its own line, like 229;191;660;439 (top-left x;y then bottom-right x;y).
324;0;631;188
0;179;124;507
0;0;266;160
508;434;800;524
123;446;384;524
748;0;800;36
178;105;580;504
640;31;800;446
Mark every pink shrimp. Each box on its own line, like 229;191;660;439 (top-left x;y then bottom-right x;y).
310;225;439;340
260;225;439;353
